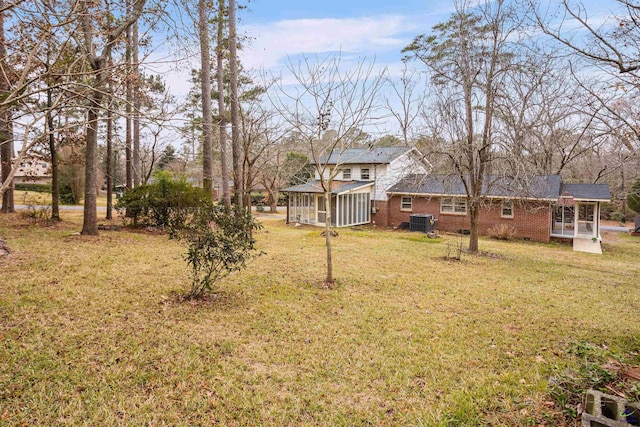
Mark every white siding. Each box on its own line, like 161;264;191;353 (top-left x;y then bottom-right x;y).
313;149;430;202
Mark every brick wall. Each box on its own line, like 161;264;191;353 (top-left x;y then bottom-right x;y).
387;195;552;243
371;200;390;227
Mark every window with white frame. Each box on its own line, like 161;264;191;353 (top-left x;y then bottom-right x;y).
441;197;467;214
401;196;412;211
342;168;351;179
501;200;514;218
361;168;370;180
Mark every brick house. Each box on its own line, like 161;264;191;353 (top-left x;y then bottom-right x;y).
282;147;430;227
386;174;611;246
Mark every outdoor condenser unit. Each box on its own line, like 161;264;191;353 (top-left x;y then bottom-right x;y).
409;214;435;233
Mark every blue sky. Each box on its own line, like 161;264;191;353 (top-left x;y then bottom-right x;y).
161;0;626;113
239;0;454;71
242;0;444;23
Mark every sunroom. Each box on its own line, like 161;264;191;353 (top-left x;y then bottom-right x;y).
551;184;611;240
283;180;373;227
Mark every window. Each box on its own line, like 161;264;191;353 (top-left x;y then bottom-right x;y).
361;168;370;180
401;196;412;211
342;168;351;180
501;200;514;218
441;197;467;214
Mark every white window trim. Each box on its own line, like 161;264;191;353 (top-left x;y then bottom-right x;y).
401;196;412;212
342;168;351;180
440;197;467;215
501;200;514;218
361;168;370;180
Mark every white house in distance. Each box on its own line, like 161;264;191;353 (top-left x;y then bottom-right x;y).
5;155;52;184
282;146;431;227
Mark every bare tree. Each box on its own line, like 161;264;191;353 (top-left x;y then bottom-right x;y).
239;99;290;208
536;0;640;75
536;0;640;199
78;0;147;235
382;65;425;146
404;0;523;253
271;55;384;286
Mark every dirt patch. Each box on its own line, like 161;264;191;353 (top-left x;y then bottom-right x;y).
0;236;10;258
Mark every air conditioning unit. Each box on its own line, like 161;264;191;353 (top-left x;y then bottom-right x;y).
409;214;435;233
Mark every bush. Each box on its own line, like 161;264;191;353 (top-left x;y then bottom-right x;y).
250;192;266;205
19;196;52;225
487;224;517;241
175;205;263;299
15;183;51;193
116;171;211;228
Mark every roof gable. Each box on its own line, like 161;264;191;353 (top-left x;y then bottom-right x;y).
560;183;611;201
316;147;411;165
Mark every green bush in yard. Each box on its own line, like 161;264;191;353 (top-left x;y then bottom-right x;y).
116;171;211;228
174;205;263;299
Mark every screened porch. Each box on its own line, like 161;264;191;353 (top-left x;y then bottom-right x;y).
284;181;373;228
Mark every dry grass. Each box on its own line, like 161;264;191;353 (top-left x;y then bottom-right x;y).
1;213;639;426
16;191;109;207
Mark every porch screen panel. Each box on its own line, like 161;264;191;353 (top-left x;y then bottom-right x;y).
289;193;297;222
365;193;370;223
308;195;316;224
289;193;294;222
304;194;311;224
351;194;356;225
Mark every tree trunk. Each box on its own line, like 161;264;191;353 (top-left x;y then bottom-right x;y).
228;0;242;208
468;203;479;253
0;4;13;213
198;0;213;195
125;9;133;190
267;188;278;212
47;87;60;221
105;87;113;220
324;188;334;287
217;0;231;207
81;90;101;235
0;119;13;213
132;19;141;188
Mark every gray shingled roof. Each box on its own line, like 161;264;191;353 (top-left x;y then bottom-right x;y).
315;147;410;165
281;180;374;194
387;174;564;200
560;183;611;201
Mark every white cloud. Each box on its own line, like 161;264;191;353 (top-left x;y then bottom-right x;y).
241;15;413;70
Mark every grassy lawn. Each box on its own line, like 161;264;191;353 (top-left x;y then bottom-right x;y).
1;213;639;426
17;191;109;207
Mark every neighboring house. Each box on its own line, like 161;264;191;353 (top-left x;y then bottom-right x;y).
282;146;430;228
12;156;52;184
386;174;611;249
